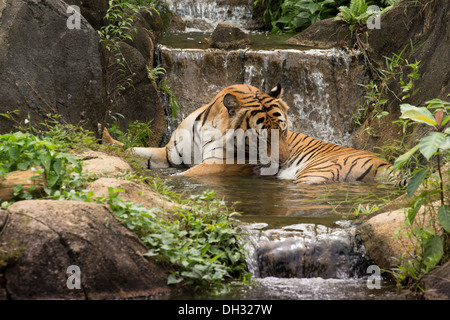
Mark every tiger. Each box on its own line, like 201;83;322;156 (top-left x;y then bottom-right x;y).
277;131;407;185
102;83;405;186
101;84;291;176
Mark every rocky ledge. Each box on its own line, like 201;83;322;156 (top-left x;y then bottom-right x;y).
0;151;178;300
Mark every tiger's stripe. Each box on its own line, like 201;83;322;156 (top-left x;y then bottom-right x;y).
278;131;405;185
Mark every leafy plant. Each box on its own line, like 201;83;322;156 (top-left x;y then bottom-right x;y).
253;0;350;34
272;0;339;34
391;98;450;290
105;187;250;291
106;113;153;150
335;0;399;32
0;132;84;199
352;43;422;159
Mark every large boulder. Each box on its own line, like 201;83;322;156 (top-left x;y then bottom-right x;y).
0;0;104;135
0;200;172;299
203;22;251;49
285;17;353;49
359;207;413;270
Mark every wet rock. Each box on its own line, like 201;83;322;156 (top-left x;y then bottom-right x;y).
286;17;353;49
0;200;172;299
168;11;186;32
0;0;104;135
203;22;250;49
186;19;214;31
422;259;450;300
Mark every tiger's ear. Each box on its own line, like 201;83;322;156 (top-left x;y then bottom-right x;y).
223;93;240;117
268;83;283;99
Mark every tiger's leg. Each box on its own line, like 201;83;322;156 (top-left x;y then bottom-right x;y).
179;162;258;176
100;125;170;169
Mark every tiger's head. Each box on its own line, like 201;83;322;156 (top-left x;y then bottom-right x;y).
219;84;291;175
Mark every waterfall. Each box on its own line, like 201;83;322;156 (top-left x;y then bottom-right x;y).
241;221;371;280
165;0;253;31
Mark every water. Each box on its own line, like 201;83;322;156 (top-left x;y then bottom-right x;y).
159;31;304;50
153;169;407;300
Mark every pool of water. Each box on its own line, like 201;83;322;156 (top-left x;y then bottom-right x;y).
150;169;408;300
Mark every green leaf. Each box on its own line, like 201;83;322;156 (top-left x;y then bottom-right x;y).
423;235;443;268
440;136;450;150
406;168;428;197
8;147;20;163
52;158;63;177
17;161;30;171
393;144;419;172
39;154;51;172
438;205;450;233
419;132;445;160
167;274;183;285
400;104;436;126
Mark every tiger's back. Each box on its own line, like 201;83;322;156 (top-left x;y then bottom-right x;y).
278;131;403;185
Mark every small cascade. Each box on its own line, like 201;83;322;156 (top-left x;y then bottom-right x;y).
241;221;371;279
165;0;253;31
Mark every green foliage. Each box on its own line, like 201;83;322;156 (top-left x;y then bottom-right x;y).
391;98;450;291
0;116;249;292
0;131;84;200
105;188;250;291
272;0;339;34
353;43;422;163
335;0;400;32
252;0;399;34
146;65;180;119
254;0;349;34
106;112;153;149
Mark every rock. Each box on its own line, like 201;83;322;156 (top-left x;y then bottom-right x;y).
285;17;353;49
0;0;104;135
0;200;172;299
77;150;133;176
168;11;186;32
359;207;412;270
422;259;450;300
245;223;370;279
359;201;442;270
87;177;177;213
203;22;250;49
69;0;109;30
185;19;214;31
